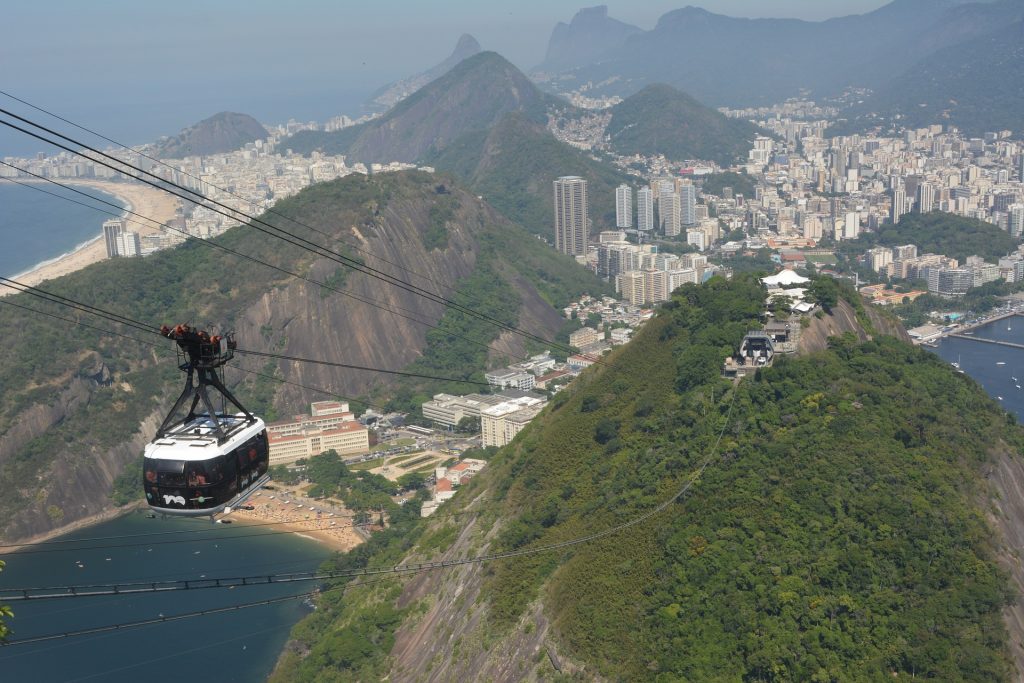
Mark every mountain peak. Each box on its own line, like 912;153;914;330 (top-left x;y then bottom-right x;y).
452;33;481;55
154;111;267;159
539;5;642;72
291;50;558;163
367;34;484;112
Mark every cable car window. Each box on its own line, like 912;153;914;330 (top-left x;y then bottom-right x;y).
155;459;186;486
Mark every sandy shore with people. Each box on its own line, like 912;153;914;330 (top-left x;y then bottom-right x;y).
224;484;366;553
1;179;179;295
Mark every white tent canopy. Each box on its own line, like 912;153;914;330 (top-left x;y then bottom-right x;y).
761;270;810;288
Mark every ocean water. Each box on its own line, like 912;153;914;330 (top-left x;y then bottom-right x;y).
0;183;124;278
932;316;1024;421
0;511;331;682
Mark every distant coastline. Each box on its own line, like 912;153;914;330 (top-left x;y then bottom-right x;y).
0;179;179;294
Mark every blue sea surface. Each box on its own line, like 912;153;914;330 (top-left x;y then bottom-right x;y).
0;512;330;682
933;315;1024;421
0;183;124;278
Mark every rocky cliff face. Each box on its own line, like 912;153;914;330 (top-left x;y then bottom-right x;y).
0;174;594;543
797;298;910;354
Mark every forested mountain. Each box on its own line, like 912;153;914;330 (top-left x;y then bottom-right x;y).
533;0;1022;106
0;171;605;543
604;84;762;165
831;20;1024;136
282;52;561;162
366;34;482;112
269;275;1024;681
154;112;268;158
426;113;630;238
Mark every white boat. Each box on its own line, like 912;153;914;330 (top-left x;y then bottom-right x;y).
999;396;1004;400
997;362;1007;365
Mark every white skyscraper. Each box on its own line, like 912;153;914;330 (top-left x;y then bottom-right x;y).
680;184;697;227
116;231;141;257
661;193;681;237
637;188;654;231
553;176;588;256
916;183;935;214
102;218;125;258
891;187;907;224
615;184;632;229
1009;204;1024;239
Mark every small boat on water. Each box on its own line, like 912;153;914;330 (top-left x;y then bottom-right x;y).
997;362;1007;365
999;396;1004;400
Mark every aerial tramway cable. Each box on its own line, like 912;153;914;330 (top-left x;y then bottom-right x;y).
0;110;603;364
0;276;496;387
0;89;462;298
0;390;740;652
0;384;739;606
0;166;565;369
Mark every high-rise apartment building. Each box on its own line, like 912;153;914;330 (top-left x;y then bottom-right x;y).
103;219;125;258
637;188;654;231
660;192;681;237
1009;204;1024;239
916;183;935;213
615;184;632;229
553;176;588;256
680;184;697;227
891;187;907;224
116;231;141;257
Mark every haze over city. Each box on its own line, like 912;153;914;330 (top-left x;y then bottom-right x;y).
1;0;891;156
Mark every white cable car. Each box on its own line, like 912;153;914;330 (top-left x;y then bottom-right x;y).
143;325;269;517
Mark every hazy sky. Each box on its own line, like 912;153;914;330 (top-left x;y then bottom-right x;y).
0;0;890;155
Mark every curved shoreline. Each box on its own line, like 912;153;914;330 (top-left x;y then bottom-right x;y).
0;179;178;294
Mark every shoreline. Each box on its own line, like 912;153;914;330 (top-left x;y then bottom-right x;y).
0;502;142;556
223;485;365;553
0;179;179;295
1;484;364;556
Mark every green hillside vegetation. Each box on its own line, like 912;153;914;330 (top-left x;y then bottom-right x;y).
427;112;631;239
0;171;605;533
280;52;559;162
841;211;1018;263
273;275;1020;681
700;170;757;199
604;84;764;166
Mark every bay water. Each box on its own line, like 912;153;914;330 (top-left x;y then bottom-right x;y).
0;511;331;682
933;315;1024;421
0;183;124;279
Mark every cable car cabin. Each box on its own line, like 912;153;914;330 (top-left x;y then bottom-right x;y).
144;414;269;516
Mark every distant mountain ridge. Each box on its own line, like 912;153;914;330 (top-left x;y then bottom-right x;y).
283;52;561;163
154;111;268;158
832;19;1024;136
533;0;1016;106
367;34;482;112
538;5;641;72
